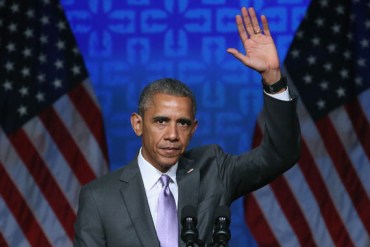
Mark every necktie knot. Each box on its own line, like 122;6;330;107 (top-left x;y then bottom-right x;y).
160;174;171;187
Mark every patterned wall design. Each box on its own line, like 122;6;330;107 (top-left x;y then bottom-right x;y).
62;0;310;246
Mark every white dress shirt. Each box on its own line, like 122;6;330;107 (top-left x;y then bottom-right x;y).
137;149;179;229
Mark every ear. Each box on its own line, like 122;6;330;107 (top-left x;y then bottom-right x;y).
130;113;143;136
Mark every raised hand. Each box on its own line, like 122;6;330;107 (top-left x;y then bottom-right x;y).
227;7;281;84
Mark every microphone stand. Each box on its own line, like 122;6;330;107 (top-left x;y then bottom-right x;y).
208;206;231;247
184;239;205;247
181;205;205;247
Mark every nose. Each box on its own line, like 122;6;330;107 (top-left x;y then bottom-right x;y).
164;123;179;141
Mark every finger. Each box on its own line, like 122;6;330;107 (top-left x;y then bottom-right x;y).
227;48;246;61
227;48;251;66
241;7;255;37
236;15;249;42
261;15;271;37
248;7;262;34
226;48;238;55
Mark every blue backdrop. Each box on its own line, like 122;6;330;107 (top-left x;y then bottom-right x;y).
62;0;310;245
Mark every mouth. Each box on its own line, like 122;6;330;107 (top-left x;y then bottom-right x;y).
160;147;181;156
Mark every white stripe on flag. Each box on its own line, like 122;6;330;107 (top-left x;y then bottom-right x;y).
81;79;103;110
329;105;370;197
358;90;370;122
22;117;81;211
0;197;29;247
54;91;108;177
253;185;300;247
283;166;335;247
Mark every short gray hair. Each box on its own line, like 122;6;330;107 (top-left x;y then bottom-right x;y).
138;78;197;117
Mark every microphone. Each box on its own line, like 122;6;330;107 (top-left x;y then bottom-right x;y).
181;205;199;247
211;206;231;247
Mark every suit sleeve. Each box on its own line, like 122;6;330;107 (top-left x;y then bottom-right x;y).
73;185;106;247
217;93;301;200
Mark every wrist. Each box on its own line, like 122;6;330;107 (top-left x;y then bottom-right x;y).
262;75;287;94
261;69;281;84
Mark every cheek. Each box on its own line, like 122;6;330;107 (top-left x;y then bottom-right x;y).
143;128;163;146
180;131;193;145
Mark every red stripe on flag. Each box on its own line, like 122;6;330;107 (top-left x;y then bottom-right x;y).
68;83;109;162
345;98;370;160
270;176;316;246
316;116;370;234
299;140;354;246
0;163;51;247
0;230;9;247
251;122;262;147
39;107;96;185
244;195;279;246
7;129;76;240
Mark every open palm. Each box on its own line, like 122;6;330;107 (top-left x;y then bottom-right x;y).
227;7;280;83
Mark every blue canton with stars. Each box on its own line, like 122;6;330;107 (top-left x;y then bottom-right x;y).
285;0;370;120
0;0;88;134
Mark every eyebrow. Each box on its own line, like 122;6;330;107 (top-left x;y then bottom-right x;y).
153;116;170;122
152;116;192;124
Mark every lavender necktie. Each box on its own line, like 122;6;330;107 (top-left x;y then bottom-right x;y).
156;174;178;247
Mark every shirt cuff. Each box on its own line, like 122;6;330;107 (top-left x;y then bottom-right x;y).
264;87;291;101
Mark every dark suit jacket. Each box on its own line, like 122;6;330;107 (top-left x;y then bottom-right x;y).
74;94;301;247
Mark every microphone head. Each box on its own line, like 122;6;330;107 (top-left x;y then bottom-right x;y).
181;205;197;224
214;205;230;223
212;205;231;244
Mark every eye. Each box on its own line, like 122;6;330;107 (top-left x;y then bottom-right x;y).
178;119;191;126
156;119;165;124
153;117;169;125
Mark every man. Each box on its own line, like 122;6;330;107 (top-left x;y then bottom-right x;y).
74;7;301;247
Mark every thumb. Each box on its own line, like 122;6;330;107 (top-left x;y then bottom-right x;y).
227;48;249;66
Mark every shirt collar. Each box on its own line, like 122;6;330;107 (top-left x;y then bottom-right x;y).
137;148;178;192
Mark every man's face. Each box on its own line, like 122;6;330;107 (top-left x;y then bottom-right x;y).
131;93;198;172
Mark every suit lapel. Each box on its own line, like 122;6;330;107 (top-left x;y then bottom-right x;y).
119;156;200;246
177;156;200;218
119;161;160;247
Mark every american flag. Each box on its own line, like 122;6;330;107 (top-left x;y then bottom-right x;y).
245;0;370;246
0;0;109;246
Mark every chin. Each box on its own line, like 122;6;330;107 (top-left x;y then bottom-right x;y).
160;157;179;167
162;161;178;168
